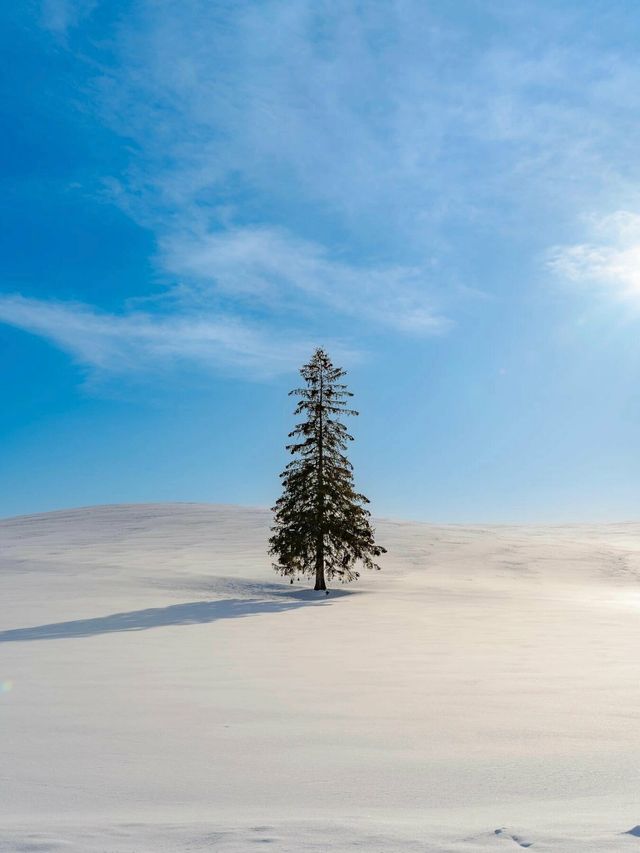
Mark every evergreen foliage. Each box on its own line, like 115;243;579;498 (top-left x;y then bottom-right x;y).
269;348;386;591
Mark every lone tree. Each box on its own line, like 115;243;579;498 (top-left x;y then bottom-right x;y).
269;348;386;591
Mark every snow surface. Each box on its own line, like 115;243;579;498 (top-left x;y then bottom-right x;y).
2;503;640;850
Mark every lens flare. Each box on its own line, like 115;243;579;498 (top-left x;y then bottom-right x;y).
0;680;13;694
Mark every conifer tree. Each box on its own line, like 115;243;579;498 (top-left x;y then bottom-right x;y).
269;348;386;591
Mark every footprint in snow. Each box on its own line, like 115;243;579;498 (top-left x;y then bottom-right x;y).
494;827;534;848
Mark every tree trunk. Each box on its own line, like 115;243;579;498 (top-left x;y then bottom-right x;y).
314;365;326;591
314;536;326;590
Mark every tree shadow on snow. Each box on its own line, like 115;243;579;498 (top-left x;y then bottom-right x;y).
0;588;350;643
154;576;361;601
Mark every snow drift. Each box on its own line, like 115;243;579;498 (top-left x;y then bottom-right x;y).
2;503;640;850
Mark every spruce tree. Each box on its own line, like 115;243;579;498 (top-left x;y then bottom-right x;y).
269;348;386;591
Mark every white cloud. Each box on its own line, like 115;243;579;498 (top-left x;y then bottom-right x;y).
547;212;640;305
0;294;344;379
98;3;640;236
0;223;446;379
32;1;640;376
160;227;450;335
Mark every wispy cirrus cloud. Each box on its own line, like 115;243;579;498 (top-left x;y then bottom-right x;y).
0;223;446;379
0;219;448;379
13;0;640;381
160;227;450;335
96;2;640;314
547;211;640;306
98;2;640;232
0;294;342;379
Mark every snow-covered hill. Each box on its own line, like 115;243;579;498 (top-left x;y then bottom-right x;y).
2;503;640;851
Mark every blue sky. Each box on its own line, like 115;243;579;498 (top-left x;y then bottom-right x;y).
3;0;640;521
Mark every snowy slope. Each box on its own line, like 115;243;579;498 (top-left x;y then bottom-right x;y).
2;503;640;851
